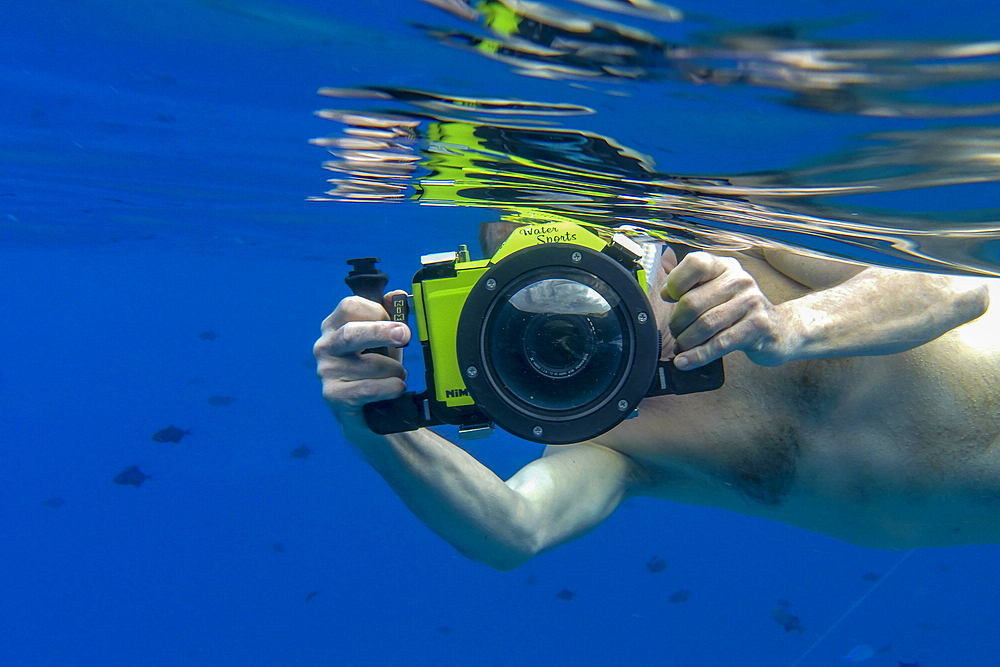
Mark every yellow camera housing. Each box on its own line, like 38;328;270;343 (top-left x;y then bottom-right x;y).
415;222;622;409
359;221;724;444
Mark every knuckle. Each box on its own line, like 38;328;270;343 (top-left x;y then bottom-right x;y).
339;321;374;349
713;329;736;352
312;335;333;360
346;295;387;319
699;307;724;333
339;322;360;346
745;309;768;328
719;256;741;270
315;358;339;377
731;272;755;290
686;252;714;272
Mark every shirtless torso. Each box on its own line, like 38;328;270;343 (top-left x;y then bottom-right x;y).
316;244;1000;569
600;251;1000;549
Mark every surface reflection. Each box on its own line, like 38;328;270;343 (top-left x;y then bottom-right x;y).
311;86;1000;275
418;0;1000;118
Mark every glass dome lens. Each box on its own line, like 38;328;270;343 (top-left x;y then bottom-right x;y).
485;273;628;411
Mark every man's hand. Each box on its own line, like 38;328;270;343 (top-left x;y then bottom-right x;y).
661;252;790;369
314;291;412;425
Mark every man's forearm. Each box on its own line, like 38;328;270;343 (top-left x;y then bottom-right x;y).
778;268;989;361
340;417;537;570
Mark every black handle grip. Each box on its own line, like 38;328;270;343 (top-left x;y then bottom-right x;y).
345;257;389;304
345;257;391;356
647;357;725;397
343;257;421;437
364;391;442;434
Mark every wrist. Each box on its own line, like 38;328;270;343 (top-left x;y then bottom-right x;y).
771;301;829;363
753;303;806;365
335;407;387;448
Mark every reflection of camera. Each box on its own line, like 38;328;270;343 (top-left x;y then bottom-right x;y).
352;222;724;445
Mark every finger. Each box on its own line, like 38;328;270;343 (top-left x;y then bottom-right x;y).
672;297;745;353
668;280;741;342
660;252;728;302
317;347;408;413
315;320;411;358
317;349;407;383
321;295;390;334
321;375;408;414
674;318;757;370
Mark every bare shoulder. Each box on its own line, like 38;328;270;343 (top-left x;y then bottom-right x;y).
760;247;866;289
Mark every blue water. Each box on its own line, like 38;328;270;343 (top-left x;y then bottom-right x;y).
2;1;999;665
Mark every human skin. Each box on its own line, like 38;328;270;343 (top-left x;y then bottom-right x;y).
315;247;996;570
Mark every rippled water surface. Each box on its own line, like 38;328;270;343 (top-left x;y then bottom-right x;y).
5;0;1000;271
313;1;1000;273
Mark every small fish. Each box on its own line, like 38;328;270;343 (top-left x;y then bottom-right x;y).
43;497;66;508
272;543;286;553
152;425;191;443
207;395;236;406
198;330;219;340
772;608;806;634
436;626;453;635
113;465;150;488
861;572;880;582
899;661;921;667
305;590;320;602
646;556;666;573
290;445;312;459
776;598;792;608
523;574;537;585
555;588;576;601
844;644;874;662
668;589;692;604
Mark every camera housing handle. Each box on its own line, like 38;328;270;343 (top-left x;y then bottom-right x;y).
344;258;442;435
345;257;391;357
344;257;389;303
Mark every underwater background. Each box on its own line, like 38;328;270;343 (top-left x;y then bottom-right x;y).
3;1;1000;665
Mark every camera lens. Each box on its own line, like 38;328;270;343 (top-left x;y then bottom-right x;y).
485;273;627;411
523;313;595;378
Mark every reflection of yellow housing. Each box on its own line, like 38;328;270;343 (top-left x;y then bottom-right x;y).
413;221;644;407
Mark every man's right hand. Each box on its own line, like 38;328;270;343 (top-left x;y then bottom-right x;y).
313;291;411;426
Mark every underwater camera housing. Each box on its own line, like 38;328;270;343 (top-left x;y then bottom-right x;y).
348;222;724;445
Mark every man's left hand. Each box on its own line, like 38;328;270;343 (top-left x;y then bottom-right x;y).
661;252;790;369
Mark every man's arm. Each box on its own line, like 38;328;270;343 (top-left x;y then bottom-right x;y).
662;248;990;369
315;295;637;570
